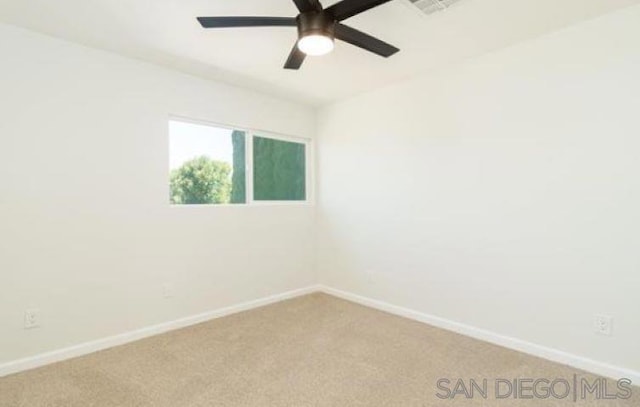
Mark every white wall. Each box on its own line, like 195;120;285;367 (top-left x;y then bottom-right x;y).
317;4;640;374
0;23;316;364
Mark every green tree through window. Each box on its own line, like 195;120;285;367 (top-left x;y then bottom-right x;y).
230;130;246;204
253;136;306;201
170;156;231;204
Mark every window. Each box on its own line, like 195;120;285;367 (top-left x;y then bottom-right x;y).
169;120;246;205
169;119;310;205
253;136;306;201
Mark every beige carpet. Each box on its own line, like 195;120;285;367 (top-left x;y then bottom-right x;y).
0;293;637;406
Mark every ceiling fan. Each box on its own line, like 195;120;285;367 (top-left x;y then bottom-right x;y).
197;0;399;70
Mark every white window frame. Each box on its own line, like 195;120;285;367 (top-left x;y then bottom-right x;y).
169;115;314;206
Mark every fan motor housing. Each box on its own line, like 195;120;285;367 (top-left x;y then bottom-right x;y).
297;12;336;39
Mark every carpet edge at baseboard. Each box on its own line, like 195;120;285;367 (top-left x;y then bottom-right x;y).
3;283;637;384
0;285;322;378
317;285;640;383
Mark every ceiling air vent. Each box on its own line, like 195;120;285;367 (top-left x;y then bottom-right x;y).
407;0;462;16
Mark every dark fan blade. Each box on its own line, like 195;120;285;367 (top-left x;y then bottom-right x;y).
197;17;297;28
284;44;306;70
292;0;323;13
335;23;399;57
326;0;394;21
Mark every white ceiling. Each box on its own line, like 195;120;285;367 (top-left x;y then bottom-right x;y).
1;0;638;105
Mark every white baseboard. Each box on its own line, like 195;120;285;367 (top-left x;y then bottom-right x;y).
3;284;638;384
318;285;640;383
0;285;321;378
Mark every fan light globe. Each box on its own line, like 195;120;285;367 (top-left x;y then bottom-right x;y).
297;35;334;56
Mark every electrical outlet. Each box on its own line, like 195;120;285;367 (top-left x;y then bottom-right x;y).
593;314;613;336
365;270;375;283
162;283;174;299
24;308;41;329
